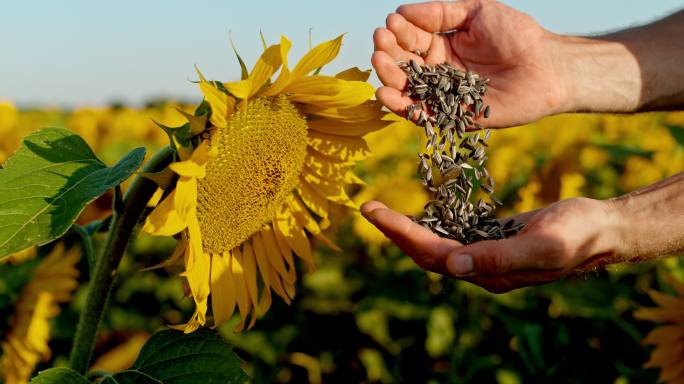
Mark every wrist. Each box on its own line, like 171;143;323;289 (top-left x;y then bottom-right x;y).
548;33;641;114
603;196;639;263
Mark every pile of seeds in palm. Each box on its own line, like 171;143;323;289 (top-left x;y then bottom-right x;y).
398;59;524;244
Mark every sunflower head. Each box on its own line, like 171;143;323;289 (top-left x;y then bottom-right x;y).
197;95;308;254
143;34;389;332
634;273;684;383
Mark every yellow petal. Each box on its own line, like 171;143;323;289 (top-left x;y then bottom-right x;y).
258;281;273;315
307;116;390;137
273;202;314;270
260;225;295;284
287;194;341;252
658;364;684;383
302;166;357;209
89;333;150;373
669;371;684;383
261;36;294;97
229;250;251;331
181;214;209;328
296;178;330;229
142;189;187;237
647;289;684;310
308;130;371;162
249;235;271;293
239;243;260;319
210;252;235;327
169;140;213;178
344;170;365;185
289;34;344;82
196;66;235;127
646;342;684;370
170;161;205;179
335;67;372;82
224;79;251;100
271;219;299;275
287;78;375;109
247;43;284;98
634;307;684;323
169;307;205;334
643;325;684;346
305;149;353;182
252;231;290;303
301;100;384;123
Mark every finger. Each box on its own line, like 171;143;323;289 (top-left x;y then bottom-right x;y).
445;233;562;276
465;270;559;293
396;0;482;33
361;200;462;274
371;51;408;90
376;86;415;118
499;208;542;228
385;13;433;54
373;27;425;64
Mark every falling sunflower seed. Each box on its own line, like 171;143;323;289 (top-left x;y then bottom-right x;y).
397;60;524;244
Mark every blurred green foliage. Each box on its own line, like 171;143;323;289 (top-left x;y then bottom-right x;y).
1;104;684;383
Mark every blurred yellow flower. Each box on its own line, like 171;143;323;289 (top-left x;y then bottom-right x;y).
89;333;150;373
559;172;585;200
352;175;428;246
633;273;684;383
143;34;386;332
0;100;18;135
621;156;663;192
579;146;609;170
514;179;543;213
0;244;80;384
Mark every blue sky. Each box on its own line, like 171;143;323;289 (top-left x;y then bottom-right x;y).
1;1;682;107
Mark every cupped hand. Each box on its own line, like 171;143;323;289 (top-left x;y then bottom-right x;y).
373;0;569;128
360;197;624;293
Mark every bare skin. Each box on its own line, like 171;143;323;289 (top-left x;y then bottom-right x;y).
365;0;684;293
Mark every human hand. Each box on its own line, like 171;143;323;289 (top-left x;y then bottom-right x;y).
373;0;569;128
360;197;625;293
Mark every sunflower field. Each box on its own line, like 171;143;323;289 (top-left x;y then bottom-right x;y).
1;34;684;384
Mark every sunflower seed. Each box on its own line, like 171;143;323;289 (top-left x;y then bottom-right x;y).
401;61;524;243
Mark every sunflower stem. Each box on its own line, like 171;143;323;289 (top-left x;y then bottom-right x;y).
68;146;175;374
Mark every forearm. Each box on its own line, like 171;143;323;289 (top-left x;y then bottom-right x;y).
610;172;684;262
551;10;684;114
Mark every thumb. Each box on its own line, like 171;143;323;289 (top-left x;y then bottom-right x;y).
445;233;552;276
396;0;482;33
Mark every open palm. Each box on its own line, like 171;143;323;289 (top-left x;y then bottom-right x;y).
372;0;568;128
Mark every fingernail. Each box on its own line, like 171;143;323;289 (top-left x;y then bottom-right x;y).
447;254;473;276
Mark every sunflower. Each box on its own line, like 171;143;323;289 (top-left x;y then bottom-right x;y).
633;273;684;383
143;34;387;332
0;243;80;384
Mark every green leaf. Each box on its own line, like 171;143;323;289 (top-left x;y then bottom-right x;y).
30;367;90;383
102;329;249;384
102;371;162;384
229;31;249;80
594;143;654;161
0;128;145;259
666;123;684;147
